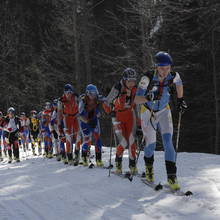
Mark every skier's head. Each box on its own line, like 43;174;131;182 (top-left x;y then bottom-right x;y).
64;84;74;99
44;102;52;110
7;107;15;118
155;51;172;78
122;68;137;90
52;99;58;108
20;112;26;119
30;110;37;117
86;84;99;99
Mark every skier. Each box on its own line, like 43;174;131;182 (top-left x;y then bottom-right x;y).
50;99;61;160
58;84;81;165
20;112;30;155
41;102;53;158
134;51;187;190
103;68;138;175
29;110;41;155
4;107;21;163
0;111;6;161
78;84;104;167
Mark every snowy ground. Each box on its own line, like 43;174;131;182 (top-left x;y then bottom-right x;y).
1;147;220;220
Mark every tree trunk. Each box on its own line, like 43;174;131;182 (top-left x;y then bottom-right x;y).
73;0;80;91
211;14;220;154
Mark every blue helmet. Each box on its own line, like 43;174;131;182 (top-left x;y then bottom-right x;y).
122;68;137;81
155;51;173;66
64;84;74;93
86;84;99;96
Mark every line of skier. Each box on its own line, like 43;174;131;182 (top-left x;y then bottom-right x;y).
0;51;187;190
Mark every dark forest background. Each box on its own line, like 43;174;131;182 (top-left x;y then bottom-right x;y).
0;0;219;154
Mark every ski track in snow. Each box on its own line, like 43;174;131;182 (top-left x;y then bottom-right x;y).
1;148;220;220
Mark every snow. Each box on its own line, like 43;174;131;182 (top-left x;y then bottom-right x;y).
1;148;220;220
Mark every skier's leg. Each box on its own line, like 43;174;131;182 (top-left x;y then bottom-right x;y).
64;116;73;163
93;121;103;166
80;122;90;166
159;108;180;190
73;118;81;165
112;118;127;173
141;108;157;182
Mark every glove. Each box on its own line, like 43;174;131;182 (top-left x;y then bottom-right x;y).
145;91;155;101
98;95;107;103
5;138;9;144
136;127;143;136
88;119;97;128
177;97;188;114
53;130;58;139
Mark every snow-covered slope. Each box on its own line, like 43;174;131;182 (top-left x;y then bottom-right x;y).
0;148;220;220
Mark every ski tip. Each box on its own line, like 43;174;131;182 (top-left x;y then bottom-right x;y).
109;164;113;169
185;191;193;196
155;183;163;191
141;172;146;178
89;163;95;168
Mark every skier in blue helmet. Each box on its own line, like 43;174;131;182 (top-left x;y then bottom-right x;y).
135;51;187;191
78;84;105;167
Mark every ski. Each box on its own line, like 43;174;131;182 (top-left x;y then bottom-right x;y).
111;170;141;179
140;172;193;196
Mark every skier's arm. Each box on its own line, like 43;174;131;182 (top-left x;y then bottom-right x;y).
78;99;88;123
174;72;187;112
176;84;183;98
134;75;151;104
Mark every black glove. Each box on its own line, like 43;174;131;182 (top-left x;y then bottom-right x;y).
136;127;143;136
53;130;58;139
88;119;97;128
145;91;155;101
177;97;188;114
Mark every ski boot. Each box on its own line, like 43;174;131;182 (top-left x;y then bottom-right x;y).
129;159;138;175
81;151;88;166
67;153;74;165
82;156;88;166
144;155;154;182
73;150;80;166
166;160;180;190
8;156;12;164
15;157;20;163
96;160;104;167
95;152;103;167
0;151;3;162
47;152;53;159
56;154;62;162
62;152;68;164
115;156;122;174
168;175;180;190
145;165;154;182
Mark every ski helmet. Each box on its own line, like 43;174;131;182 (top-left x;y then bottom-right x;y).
20;112;26;116
122;68;137;81
64;84;74;93
52;99;58;106
155;51;173;66
86;84;99;97
30;110;37;115
45;102;51;110
7;107;15;114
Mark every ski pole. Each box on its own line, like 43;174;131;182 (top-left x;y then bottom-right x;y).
128;131;144;182
108;122;114;177
175;112;182;160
